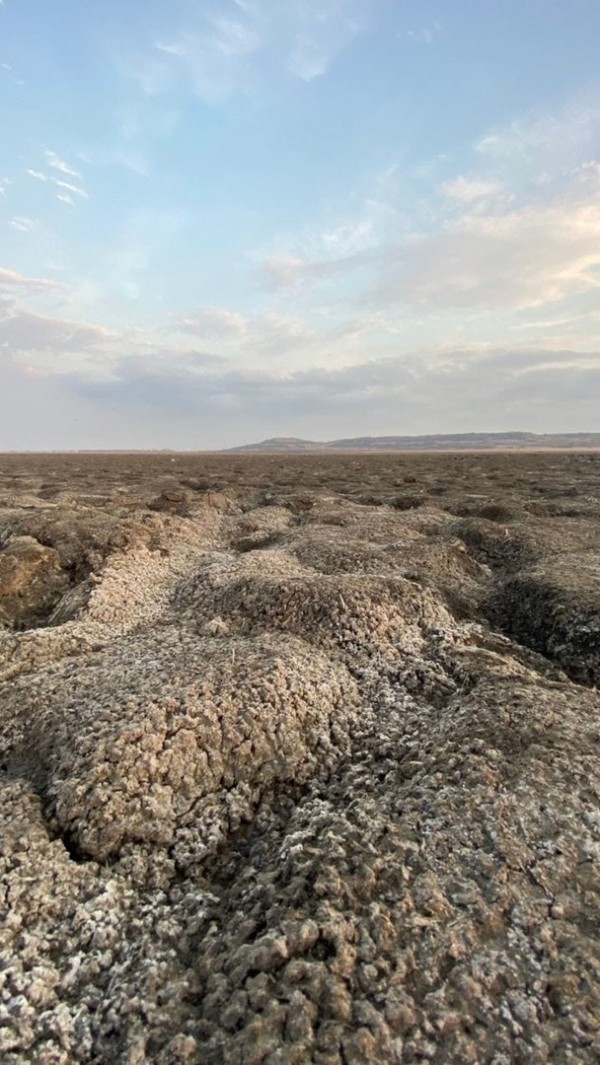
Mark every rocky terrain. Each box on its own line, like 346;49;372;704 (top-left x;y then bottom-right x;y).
0;450;599;1064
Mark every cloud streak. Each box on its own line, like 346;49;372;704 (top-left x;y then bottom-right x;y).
0;266;68;295
10;216;37;233
44;150;82;179
54;179;89;199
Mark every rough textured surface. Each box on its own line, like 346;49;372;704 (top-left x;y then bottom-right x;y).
0;537;70;628
0;450;599;1063
491;552;600;685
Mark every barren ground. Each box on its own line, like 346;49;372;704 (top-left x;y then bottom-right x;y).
0;450;599;1064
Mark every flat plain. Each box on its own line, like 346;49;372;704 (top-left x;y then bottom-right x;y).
1;450;599;1063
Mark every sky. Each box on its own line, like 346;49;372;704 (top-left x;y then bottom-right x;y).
1;0;600;449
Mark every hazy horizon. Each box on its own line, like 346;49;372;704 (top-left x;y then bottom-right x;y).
1;1;600;449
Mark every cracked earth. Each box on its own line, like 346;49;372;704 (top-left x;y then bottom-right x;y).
0;451;599;1063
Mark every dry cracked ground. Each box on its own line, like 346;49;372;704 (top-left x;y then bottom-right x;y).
0;451;599;1064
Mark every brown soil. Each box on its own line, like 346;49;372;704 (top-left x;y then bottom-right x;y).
0;450;599;1063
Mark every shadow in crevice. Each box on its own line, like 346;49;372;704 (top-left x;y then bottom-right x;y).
3;752;97;865
485;577;599;689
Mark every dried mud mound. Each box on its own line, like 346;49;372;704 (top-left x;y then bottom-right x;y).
3;631;357;863
1;454;600;1064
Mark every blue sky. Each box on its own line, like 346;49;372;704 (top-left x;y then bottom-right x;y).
1;0;599;448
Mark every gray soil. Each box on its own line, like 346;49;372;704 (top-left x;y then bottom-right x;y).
0;451;599;1064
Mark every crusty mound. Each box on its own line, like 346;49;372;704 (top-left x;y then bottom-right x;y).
2;630;358;862
175;549;457;662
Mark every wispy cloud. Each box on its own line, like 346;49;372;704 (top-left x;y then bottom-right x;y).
54;178;89;200
286;0;370;82
260;165;404;291
440;176;504;203
476;97;600;187
154;9;261;102
258;91;600;334
263;251;365;290
44;150;82;179
126;0;374;103
0;266;68;294
27;154;90;205
10;216;37;233
402;22;442;45
369;194;600;312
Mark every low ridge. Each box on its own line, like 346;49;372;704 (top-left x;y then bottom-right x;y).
227;431;600;452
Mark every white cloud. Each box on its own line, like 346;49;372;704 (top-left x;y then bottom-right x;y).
440;176;504;203
10;216;37;233
22;166;89;205
371;187;600;312
44;150;82;179
54;178;88;199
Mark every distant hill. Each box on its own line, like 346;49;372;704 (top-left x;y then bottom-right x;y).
226;432;600;453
